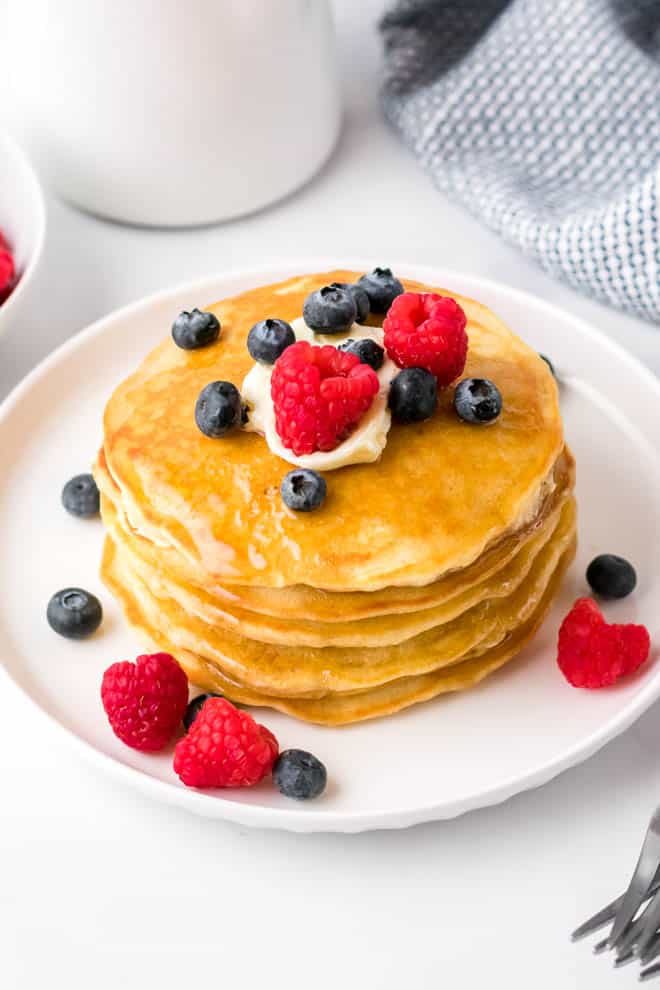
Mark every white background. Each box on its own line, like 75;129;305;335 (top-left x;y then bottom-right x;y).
2;1;660;987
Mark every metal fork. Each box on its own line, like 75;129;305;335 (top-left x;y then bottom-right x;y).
572;808;660;980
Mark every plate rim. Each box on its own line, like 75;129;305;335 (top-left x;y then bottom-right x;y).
2;257;660;833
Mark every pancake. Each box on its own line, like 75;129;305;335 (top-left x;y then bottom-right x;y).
94;445;574;622
101;537;576;725
95;269;576;726
99;271;563;591
101;485;571;647
101;496;576;696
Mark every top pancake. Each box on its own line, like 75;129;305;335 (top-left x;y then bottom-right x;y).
101;271;563;591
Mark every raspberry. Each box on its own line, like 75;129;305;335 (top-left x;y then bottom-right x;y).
101;652;189;751
271;340;379;456
383;292;468;386
173;697;278;788
557;597;650;688
0;247;15;296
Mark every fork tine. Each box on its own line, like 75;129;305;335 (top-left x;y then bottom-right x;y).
636;895;660;961
572;897;628;941
572;872;660;942
614;911;650;959
614;949;635;968
640;933;660;967
640;961;660;983
609;816;660;949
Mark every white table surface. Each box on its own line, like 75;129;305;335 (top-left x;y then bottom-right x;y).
2;3;660;988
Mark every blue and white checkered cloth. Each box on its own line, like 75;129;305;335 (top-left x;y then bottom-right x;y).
380;0;660;322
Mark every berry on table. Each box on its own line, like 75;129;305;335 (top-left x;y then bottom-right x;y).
453;378;502;424
47;587;102;639
281;469;327;512
195;381;243;437
183;692;223;731
61;473;100;518
383;292;467;386
101;652;189;751
173;697;278;788
330;282;370;324
271;340;379;455
557;597;650;688
303;285;357;334
273;749;327;800
172;308;221;350
388;367;437;423
339;337;385;371
358;267;404;313
247;318;295;364
586;554;637;599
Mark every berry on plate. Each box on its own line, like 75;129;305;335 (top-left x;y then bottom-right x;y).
586;554;637;600
195;380;243;437
0;244;15;298
47;587;103;639
273;749;327;800
101;652;189;751
383;292;468;386
247;318;295;364
453;378;502;424
271;340;379;456
557;597;650;688
358;267;404;313
281;468;327;512
171;308;220;350
174;697;278;788
388;367;437;423
339;337;385;371
330;281;371;324
303;285;357;334
183;692;223;731
61;473;100;518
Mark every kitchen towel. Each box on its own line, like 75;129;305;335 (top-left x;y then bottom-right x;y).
381;0;660;322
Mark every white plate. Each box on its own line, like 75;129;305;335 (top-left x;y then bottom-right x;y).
1;261;659;833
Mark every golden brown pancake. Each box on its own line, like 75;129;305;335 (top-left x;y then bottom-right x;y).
95;271;576;725
99;271;563;591
101;536;576;725
95;445;574;621
101;496;575;696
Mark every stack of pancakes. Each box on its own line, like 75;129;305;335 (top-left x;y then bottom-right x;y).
94;271;576;726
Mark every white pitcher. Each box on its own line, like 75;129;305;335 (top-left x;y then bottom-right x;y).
2;0;341;226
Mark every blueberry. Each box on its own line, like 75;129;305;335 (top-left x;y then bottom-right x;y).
172;308;221;350
183;693;223;731
273;749;327;800
539;353;556;378
281;469;327;512
47;587;102;639
195;381;243;437
330;282;370;324
61;473;100;518
454;378;502;424
339;337;384;371
357;267;404;314
388;368;437;423
586;554;637;599
303;285;357;335
247;318;295;364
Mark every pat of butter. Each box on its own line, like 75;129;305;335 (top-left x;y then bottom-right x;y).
242;317;397;471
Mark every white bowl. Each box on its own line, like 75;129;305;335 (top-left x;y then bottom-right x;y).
0;131;46;338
